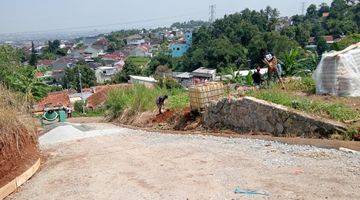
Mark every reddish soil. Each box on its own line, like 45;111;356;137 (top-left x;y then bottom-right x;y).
0;125;40;188
0;142;39;187
151;110;175;123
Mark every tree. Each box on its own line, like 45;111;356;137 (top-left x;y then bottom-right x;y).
48;40;61;53
295;23;311;47
281;26;296;40
330;0;349;19
112;60;143;83
1;45;50;102
306;4;318;20
6;66;49;102
146;53;173;75
331;33;360;50
248;34;267;66
316;36;329;55
63;65;96;91
319;3;330;15
29;41;37;67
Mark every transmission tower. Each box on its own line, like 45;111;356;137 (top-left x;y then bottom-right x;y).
302;2;305;15
209;4;216;23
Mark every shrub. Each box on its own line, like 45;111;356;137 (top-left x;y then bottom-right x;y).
74;101;85;113
105;84;188;120
157;77;182;89
282;76;316;94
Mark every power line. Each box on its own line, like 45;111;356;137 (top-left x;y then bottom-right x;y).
1;10;208;35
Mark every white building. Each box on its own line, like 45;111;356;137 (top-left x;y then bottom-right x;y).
95;66;118;84
129;75;157;86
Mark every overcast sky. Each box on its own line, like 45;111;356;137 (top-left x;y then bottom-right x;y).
0;0;333;34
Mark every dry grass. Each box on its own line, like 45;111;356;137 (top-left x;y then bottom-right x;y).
0;85;37;159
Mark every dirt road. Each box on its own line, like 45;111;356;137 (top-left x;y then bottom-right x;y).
8;123;360;200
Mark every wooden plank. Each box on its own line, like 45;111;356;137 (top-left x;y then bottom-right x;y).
16;158;41;187
0;180;17;200
0;158;41;200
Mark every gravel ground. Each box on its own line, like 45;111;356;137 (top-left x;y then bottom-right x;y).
8;123;360;200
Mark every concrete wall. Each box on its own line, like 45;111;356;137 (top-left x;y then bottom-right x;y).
204;97;347;138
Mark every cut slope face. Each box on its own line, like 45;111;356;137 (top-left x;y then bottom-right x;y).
0;86;39;187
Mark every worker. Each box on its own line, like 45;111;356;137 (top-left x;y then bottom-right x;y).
156;95;168;115
67;106;72;118
263;52;285;89
252;66;264;88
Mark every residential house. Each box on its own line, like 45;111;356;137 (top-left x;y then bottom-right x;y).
51;56;77;83
191;67;216;82
37;59;53;69
35;45;46;55
114;60;125;71
101;52;124;65
88;62;102;70
81;36;99;46
170;31;192;58
84;45;106;58
175;72;193;88
35;91;71;112
322;12;330;17
324;35;335;44
69;92;93;104
70;50;84;60
93;37;109;46
308;35;335;46
129;75;157;86
130;45;152;57
52;56;76;70
126;34;145;45
95;66;118;84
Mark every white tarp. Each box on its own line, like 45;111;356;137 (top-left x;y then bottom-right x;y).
313;42;360;97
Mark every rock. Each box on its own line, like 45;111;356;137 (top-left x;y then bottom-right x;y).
203;97;347;138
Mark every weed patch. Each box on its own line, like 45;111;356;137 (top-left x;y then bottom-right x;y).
105;84;188;120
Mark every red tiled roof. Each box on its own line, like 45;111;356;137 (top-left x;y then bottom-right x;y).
37;59;53;66
324;35;334;42
35;71;44;78
37;91;70;110
308;35;334;43
93;38;109;46
102;53;124;61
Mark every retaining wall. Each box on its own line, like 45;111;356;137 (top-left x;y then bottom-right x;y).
203;97;347;137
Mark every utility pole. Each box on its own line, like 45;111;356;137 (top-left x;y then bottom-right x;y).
302;2;305;15
77;66;85;113
209;4;216;23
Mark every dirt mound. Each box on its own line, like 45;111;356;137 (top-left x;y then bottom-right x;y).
112;107;203;132
152;110;175;123
174;108;202;131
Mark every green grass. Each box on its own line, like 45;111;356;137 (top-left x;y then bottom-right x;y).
105;84;188;120
246;88;360;122
127;56;150;67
